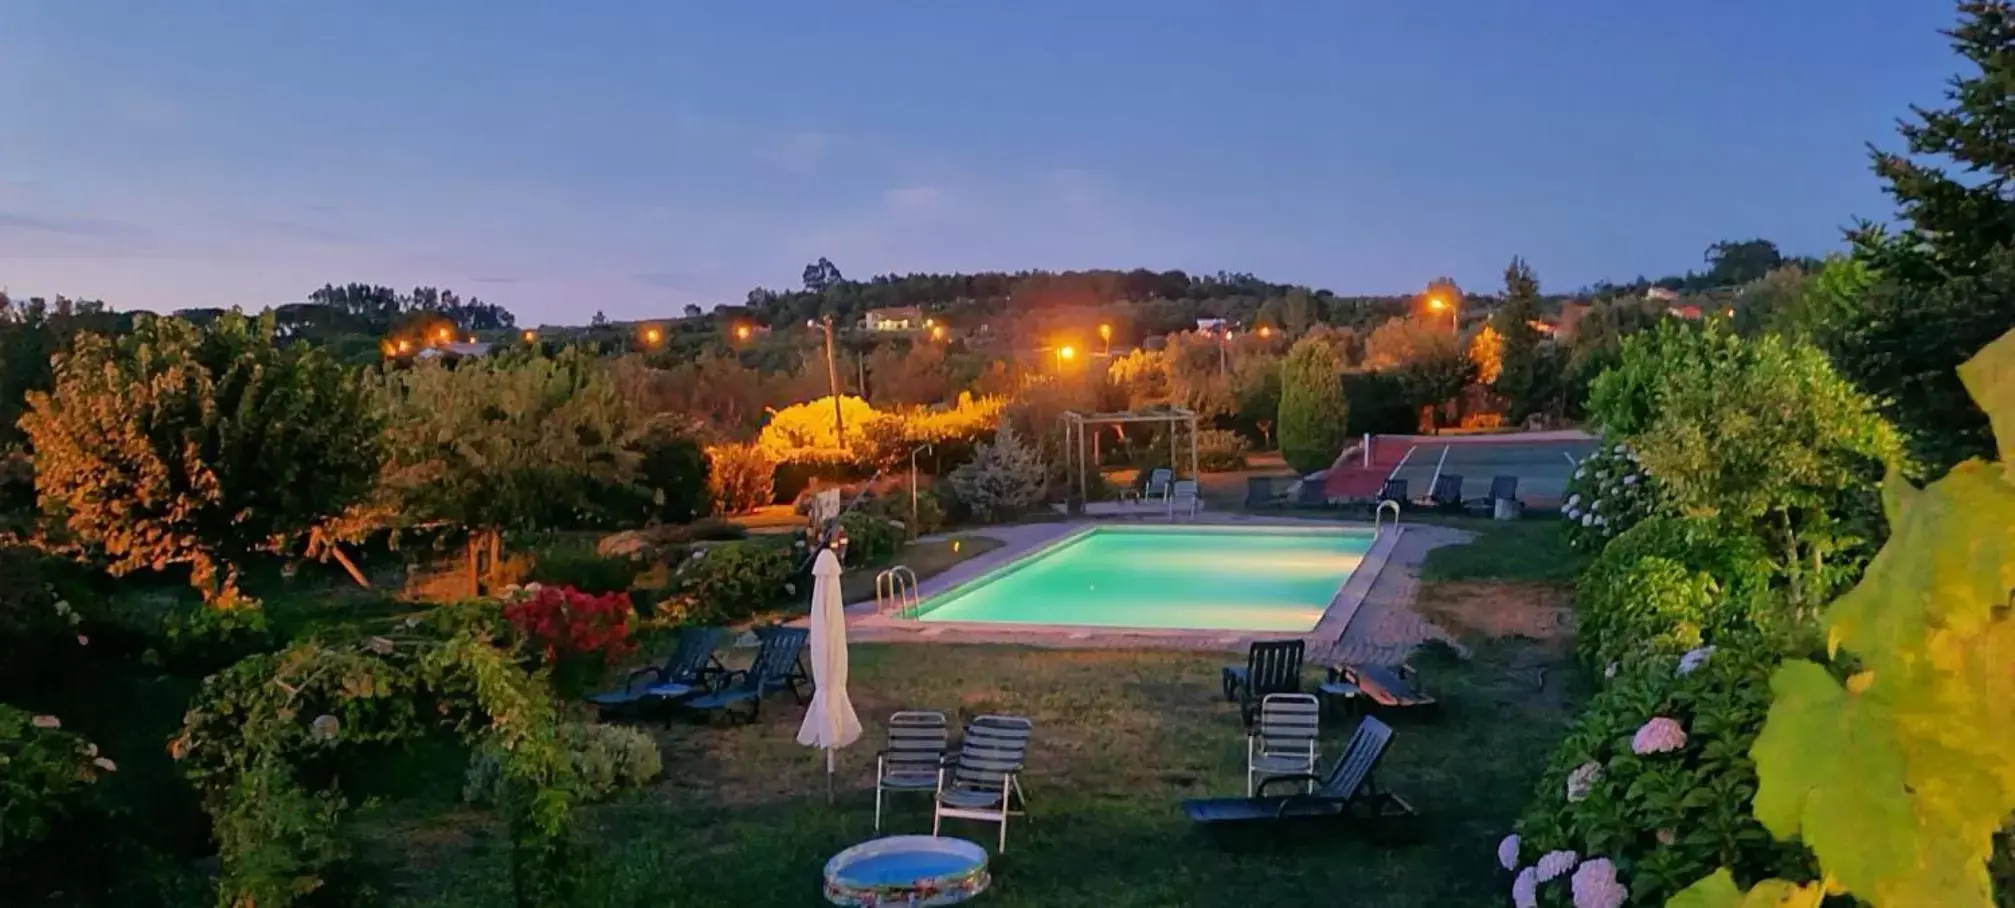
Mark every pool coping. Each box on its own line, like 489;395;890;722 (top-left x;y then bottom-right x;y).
842;513;1406;654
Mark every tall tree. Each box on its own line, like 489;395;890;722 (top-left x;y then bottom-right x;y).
802;257;844;294
1701;239;1785;287
20;312;382;604
1836;1;2015;471
1277;337;1351;474
373;351;645;596
1492;256;1547;421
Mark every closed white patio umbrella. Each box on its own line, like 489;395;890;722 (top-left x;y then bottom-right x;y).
796;548;862;801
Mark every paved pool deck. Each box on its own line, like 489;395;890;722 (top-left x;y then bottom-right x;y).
838;512;1472;664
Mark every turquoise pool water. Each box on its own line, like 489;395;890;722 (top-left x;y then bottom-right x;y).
913;526;1375;632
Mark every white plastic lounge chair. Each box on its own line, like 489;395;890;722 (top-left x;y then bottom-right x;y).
1168;479;1200;520
933;715;1033;852
876;711;949;832
1248;693;1321;796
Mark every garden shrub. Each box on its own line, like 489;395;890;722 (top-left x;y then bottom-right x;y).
1278;336;1351;474
704;442;774;515
0;705;114;865
672;541;793;625
1560;441;1666;552
1503;642;1816;907
526;545;638;595
1195;428;1250;472
1574;516;1777;673
941;423;1046;522
466;722;659;806
685;516;749;542
634;425;711;524
838;510;906;567
1341;370;1417;437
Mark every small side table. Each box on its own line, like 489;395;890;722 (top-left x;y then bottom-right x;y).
824;835;991;906
1317;679;1361;719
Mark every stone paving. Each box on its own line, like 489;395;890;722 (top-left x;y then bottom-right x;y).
838;513;1476;667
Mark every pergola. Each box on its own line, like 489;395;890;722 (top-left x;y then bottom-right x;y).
1059;408;1201;515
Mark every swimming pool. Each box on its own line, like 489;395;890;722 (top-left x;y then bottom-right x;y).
912;525;1377;632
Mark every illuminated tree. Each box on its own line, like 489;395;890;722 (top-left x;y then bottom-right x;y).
20;312;381;604
1277;336;1351;474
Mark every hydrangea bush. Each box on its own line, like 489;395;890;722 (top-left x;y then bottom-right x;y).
1502;642;1817;906
1571;516;1779;675
1561;442;1664;551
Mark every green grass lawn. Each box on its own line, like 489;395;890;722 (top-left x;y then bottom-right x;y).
1416;516;1585;585
354;637;1576;906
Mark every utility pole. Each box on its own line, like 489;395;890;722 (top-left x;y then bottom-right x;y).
823;315;844;440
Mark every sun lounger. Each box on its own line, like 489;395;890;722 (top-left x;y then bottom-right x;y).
1331;662;1439;717
1222;639;1305;728
585;626;725;716
1184;716;1416;839
682;626;809;724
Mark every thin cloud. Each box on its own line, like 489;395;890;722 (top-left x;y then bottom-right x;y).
0;210;148;240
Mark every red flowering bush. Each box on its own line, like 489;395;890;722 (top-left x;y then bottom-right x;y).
501;583;636;667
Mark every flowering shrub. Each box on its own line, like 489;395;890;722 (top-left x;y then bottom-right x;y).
502;584;636;666
1505;642;1817;906
1561;441;1664;551
1572;516;1777;674
0;706;113;862
671;542;794;625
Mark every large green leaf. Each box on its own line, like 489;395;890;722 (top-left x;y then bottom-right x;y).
1668;871;1825;908
1957;323;2015;465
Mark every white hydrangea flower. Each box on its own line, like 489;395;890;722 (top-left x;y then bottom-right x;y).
1580;513;1594;527
1631;717;1687;755
1565;507;1580;520
1512;866;1539;908
1592;515;1606;527
311;714;341;742
1566;493;1580;507
1497;834;1522;870
1603;662;1618;679
1589;498;1601;511
1623;474;1639;486
1677;646;1716;676
1566;761;1603;802
1574;467;1585;479
1537;850;1579;882
1613;443;1627;454
92;757;117;772
1571;858;1628;908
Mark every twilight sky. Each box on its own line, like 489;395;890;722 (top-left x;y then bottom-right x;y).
0;2;1962;323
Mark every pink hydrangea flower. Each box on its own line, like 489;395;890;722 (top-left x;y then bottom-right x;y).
1571;858;1628;908
1511;866;1539;908
1497;834;1521;870
1566;761;1603;802
31;715;59;729
92;757;117;772
1536;849;1578;882
1631;717;1688;755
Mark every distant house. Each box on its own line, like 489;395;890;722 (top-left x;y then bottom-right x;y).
1668;304;1704;320
416;341;494;361
1645;287;1680;303
1194;318;1229;333
863;306;924;331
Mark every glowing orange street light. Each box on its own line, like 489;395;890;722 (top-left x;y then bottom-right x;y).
924;317;935;328
521;329;537;343
1258;325;1273;338
1059;344;1076;361
1427;296;1457;332
643;326;663;346
465;336;477;344
734;324;751;341
434;327;452;343
931;325;946;341
396;339;412;354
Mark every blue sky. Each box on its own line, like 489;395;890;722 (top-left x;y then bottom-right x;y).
0;2;1962;323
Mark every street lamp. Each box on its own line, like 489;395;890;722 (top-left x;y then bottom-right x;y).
642;326;663;346
1427;296;1457;332
521;329;537;344
1258;325;1273;338
931;325;946;342
733;324;751;341
1056;344;1076;374
1098;323;1112;353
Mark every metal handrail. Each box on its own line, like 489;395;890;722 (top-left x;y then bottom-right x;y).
876;565;920;617
1373;500;1401;538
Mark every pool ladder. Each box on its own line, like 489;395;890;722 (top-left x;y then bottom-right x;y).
1373;500;1401;539
876;565;920;618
